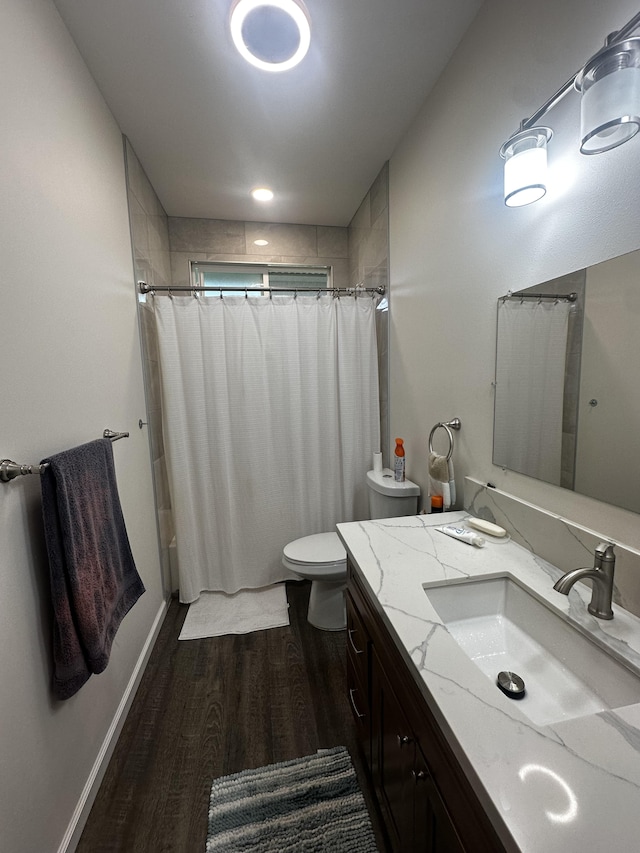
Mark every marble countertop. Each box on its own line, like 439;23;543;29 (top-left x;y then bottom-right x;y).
337;511;640;853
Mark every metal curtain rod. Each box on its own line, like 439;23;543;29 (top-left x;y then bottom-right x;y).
0;429;130;483
138;281;385;296
518;10;640;133
503;291;578;302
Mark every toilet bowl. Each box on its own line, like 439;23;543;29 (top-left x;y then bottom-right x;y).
282;468;420;630
282;532;347;631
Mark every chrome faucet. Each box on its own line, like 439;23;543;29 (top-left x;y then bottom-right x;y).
553;542;616;620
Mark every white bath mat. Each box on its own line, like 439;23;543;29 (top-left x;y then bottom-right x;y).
178;584;290;640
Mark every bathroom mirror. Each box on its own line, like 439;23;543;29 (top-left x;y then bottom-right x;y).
493;247;640;515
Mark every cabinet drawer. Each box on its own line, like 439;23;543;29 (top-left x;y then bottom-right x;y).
346;591;371;763
347;667;370;731
346;590;368;672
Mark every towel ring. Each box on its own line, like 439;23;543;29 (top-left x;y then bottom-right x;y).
428;418;461;462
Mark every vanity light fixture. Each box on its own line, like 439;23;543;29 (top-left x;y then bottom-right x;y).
251;187;274;201
500;127;553;207
230;0;311;73
500;11;640;207
576;36;640;153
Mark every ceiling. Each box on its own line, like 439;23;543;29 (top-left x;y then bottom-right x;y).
53;0;482;226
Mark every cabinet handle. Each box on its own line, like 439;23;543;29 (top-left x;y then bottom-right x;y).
397;734;412;748
349;688;366;719
348;628;364;655
412;769;428;782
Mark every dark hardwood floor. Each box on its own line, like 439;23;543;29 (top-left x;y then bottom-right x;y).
77;580;389;852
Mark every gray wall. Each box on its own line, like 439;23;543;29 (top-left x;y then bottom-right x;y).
389;0;640;557
125;140;174;593
0;3;164;852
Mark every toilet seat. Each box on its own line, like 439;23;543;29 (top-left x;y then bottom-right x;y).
282;532;347;581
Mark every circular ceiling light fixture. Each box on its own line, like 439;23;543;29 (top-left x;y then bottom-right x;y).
251;187;274;201
254;239;269;246
230;0;311;72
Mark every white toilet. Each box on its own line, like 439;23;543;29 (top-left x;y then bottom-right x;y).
282;468;420;630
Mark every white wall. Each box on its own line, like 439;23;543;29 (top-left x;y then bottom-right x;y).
0;1;164;851
389;0;640;550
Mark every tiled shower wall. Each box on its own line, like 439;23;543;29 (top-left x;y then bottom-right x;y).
168;218;350;286
348;164;390;467
124;138;174;593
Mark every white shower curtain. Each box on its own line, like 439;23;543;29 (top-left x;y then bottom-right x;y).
493;298;570;485
153;293;380;602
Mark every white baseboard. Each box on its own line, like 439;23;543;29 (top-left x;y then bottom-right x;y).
58;598;170;853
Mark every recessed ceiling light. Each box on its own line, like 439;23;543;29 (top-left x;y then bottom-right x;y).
251;187;274;201
254;239;269;246
230;0;311;73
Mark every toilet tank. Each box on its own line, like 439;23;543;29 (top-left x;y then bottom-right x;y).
366;469;420;519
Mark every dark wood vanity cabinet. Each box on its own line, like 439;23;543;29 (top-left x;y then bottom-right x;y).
346;560;506;853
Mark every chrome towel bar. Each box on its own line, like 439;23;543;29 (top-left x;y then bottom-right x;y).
428;418;461;462
1;429;129;482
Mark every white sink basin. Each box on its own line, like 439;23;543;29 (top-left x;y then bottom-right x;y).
423;574;640;726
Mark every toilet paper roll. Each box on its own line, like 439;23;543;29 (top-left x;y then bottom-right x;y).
373;451;383;472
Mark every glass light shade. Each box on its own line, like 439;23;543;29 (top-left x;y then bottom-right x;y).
230;0;311;72
577;38;640;154
500;128;552;207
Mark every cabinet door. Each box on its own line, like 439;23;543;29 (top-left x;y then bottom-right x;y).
372;649;416;852
414;750;465;853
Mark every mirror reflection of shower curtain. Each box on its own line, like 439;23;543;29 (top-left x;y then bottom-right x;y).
493;299;570;485
152;293;380;603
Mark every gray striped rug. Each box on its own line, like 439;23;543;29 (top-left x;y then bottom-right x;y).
206;746;379;852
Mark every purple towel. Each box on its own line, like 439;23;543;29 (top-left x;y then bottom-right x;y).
40;438;145;699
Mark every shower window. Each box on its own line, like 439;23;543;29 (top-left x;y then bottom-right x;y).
190;261;331;296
